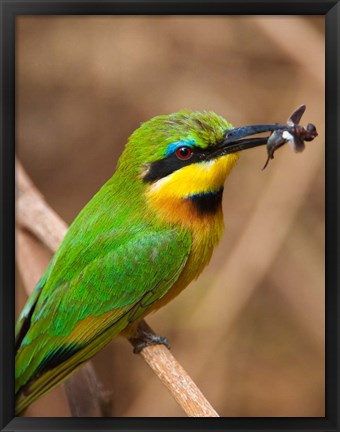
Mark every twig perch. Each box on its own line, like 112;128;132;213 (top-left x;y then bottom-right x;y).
15;159;219;417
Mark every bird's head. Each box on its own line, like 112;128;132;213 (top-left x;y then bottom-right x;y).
115;110;308;227
119;110;235;186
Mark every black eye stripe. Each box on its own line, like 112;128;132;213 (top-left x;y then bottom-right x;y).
143;147;206;183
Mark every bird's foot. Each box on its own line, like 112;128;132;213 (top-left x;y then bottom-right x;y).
129;320;170;354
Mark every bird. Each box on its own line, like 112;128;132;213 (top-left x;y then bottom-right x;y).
15;109;316;414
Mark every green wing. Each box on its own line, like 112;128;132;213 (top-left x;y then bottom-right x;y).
15;257;56;349
15;228;191;414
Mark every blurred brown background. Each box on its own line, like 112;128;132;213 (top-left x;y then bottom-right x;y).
16;16;325;417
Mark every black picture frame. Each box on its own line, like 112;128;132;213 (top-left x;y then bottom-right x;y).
1;0;338;431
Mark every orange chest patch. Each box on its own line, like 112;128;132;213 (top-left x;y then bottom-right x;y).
145;199;225;312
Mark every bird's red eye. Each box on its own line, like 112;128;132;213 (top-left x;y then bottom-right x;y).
175;146;193;160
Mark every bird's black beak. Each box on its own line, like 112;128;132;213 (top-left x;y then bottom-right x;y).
218;123;287;155
212;105;318;169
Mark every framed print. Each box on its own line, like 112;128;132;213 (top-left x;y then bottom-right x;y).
1;1;339;431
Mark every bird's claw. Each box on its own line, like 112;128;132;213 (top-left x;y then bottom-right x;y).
129;320;171;354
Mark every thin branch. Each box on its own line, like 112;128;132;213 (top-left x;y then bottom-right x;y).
64;363;112;417
134;328;219;417
15;159;219;417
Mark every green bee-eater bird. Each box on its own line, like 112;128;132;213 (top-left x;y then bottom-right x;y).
15;108;317;414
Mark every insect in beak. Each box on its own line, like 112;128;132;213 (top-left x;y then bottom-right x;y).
213;105;318;169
